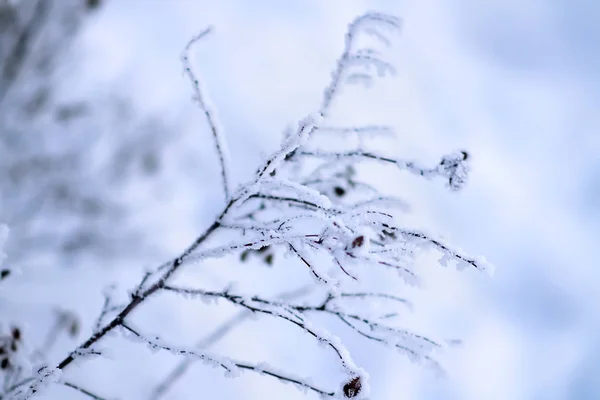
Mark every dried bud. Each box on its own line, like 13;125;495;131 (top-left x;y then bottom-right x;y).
334;186;346;197
69;320;80;338
264;254;274;265
351;236;364;248
343;376;362;398
86;0;101;10
439;150;469;190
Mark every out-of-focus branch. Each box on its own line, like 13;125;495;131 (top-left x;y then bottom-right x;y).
62;382;107;400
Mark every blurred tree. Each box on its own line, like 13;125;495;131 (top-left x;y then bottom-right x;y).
0;0;172;268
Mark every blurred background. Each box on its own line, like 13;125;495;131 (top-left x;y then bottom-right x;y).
1;0;599;399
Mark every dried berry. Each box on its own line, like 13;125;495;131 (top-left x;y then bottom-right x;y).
351;236;364;248
343;376;362;398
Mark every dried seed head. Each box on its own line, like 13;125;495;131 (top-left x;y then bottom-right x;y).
343;376;362;398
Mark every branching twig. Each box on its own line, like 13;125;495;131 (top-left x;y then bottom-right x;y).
150;285;313;400
11;12;491;400
121;323;334;397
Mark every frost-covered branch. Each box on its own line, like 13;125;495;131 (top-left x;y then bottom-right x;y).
150;285;313;400
121;323;335;397
182;27;232;200
320;12;401;114
298;150;470;190
9;11;491;400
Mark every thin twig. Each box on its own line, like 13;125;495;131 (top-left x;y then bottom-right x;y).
182;27;232;200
